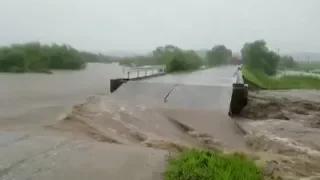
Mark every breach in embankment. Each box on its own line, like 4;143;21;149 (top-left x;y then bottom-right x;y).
236;62;320;179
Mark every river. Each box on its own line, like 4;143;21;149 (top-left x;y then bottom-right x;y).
0;63;237;131
0;63;124;127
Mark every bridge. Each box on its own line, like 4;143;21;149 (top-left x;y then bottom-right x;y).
0;65;248;180
122;65;166;79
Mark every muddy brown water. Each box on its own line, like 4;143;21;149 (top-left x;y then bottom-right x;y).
45;65;247;151
0;63;123;125
4;63;320;179
238;90;320;179
0;64;246;150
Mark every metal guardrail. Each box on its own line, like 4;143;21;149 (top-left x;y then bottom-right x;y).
123;65;166;79
111;65;166;93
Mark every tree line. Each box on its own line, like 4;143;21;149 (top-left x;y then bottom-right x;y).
0;41;297;74
0;42;116;73
119;45;237;73
120;41;298;74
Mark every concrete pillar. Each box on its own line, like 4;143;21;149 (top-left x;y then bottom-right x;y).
110;79;127;93
229;83;248;116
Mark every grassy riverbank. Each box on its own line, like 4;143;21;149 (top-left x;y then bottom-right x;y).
242;66;320;89
164;148;262;180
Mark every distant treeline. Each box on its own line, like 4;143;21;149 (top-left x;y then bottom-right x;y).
119;42;303;73
0;42;116;73
119;45;238;72
119;45;205;72
0;41;304;74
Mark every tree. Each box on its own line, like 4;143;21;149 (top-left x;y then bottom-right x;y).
152;45;181;65
165;50;202;73
241;40;280;75
278;55;297;69
119;45;204;73
0;42;91;73
206;45;232;66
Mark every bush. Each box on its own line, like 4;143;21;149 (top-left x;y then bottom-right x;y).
164;149;262;180
165;51;202;73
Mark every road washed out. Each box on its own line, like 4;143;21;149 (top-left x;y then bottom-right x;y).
237;90;320;179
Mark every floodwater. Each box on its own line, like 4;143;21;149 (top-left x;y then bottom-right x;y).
0;64;237;121
0;63;123;125
46;65;246;149
0;63;243;149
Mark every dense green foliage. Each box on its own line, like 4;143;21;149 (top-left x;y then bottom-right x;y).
206;45;232;66
165;50;203;73
0;42;116;73
164;149;262;180
119;45;203;72
241;40;300;74
241;39;320;89
241;40;280;75
118;44;236;73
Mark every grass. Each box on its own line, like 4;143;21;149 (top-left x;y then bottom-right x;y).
242;66;320;89
164;148;262;180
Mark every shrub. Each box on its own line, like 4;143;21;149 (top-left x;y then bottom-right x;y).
164;149;262;180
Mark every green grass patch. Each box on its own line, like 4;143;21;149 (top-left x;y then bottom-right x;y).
242;66;320;89
164;149;262;180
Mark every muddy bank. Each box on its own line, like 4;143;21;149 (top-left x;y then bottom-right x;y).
239;90;320;179
241;90;320;126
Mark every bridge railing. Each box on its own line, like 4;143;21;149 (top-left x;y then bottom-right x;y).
110;65;166;93
123;65;166;79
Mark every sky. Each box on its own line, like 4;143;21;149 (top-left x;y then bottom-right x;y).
0;0;319;54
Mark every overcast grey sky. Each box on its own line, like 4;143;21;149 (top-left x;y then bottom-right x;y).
0;0;319;53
